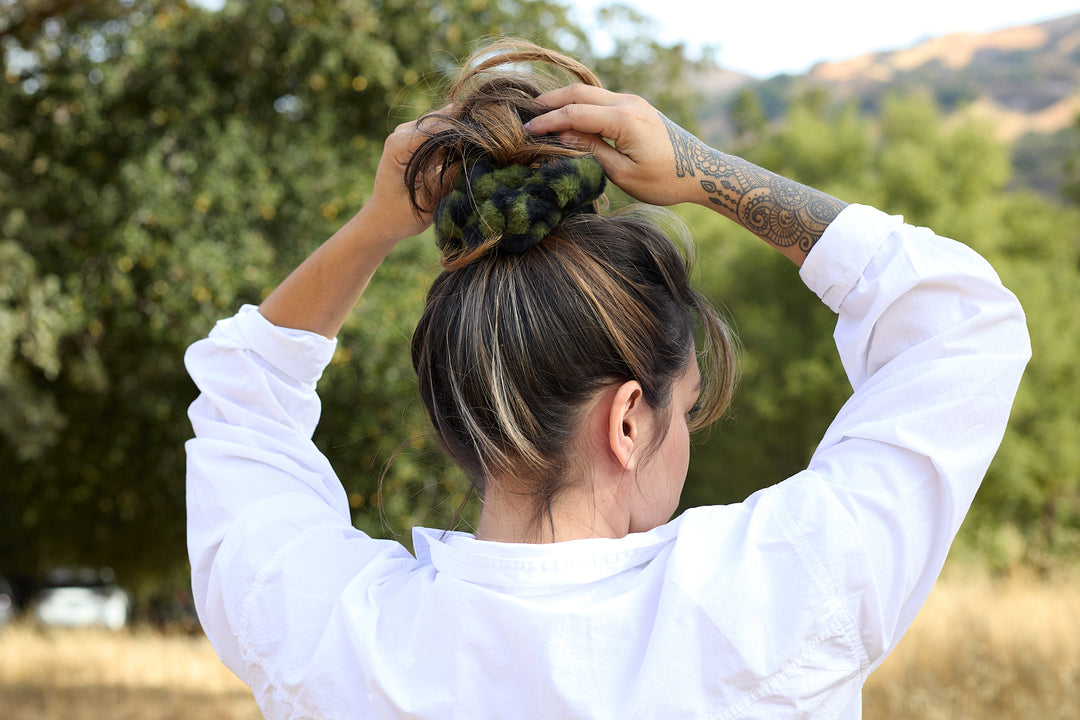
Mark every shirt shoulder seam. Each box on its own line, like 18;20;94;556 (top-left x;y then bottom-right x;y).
767;481;872;679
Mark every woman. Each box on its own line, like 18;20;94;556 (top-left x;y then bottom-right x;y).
186;42;1029;719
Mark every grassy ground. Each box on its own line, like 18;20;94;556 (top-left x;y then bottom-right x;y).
2;571;1077;719
0;623;261;720
863;569;1080;719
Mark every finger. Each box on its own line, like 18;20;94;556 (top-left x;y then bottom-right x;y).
393;104;455;137
557;131;620;165
390;115;453;159
526;103;627;142
533;83;623;111
419;104;455;123
554;132;635;187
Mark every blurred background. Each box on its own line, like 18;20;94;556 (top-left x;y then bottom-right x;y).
2;1;1078;717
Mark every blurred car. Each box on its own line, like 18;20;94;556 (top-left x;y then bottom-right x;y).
34;567;131;630
0;576;14;627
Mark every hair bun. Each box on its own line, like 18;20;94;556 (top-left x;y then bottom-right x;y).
434;155;606;255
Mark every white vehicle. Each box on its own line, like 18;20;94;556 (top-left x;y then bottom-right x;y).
0;576;14;627
35;567;130;630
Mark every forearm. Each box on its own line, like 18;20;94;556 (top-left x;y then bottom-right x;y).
658;114;847;265
258;203;402;339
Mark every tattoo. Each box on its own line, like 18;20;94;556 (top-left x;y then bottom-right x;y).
663;113;697;179
659;113;846;255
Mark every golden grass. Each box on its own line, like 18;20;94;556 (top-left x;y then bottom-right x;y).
864;570;1080;720
1;571;1077;719
0;624;261;720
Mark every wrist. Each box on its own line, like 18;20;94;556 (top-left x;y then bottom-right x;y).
345;200;420;251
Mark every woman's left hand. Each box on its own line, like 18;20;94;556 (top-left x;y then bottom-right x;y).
362;107;453;244
257;107;454;338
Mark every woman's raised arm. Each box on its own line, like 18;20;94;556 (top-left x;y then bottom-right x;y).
258;113;448;338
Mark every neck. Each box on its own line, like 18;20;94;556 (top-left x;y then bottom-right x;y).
475;481;627;543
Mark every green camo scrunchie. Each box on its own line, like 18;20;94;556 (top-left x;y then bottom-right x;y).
433;155;607;254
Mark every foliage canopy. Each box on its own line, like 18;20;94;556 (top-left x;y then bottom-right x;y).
2;0;1077;600
0;0;706;592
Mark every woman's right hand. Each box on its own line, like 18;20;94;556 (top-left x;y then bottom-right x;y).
529;84;848;266
525;84;703;207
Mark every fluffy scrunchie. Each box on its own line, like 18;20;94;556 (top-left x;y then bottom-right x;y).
433;155;607;254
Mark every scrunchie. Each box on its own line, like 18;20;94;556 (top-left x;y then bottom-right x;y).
433;155;607;254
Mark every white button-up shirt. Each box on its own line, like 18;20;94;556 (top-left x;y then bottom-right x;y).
186;204;1030;719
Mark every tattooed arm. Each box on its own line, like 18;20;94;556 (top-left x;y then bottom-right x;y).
526;84;846;265
659;114;846;260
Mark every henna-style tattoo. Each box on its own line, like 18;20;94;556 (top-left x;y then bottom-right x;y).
663;112;697;179
659;113;846;254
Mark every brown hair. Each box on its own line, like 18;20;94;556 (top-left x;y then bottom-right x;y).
407;40;737;528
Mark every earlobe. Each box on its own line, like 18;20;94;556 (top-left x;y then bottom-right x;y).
608;381;643;471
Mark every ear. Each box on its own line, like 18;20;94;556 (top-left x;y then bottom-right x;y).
607;380;644;471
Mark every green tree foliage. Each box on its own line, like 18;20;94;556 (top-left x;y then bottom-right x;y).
5;0;1077;596
682;92;1080;567
728;87;766;142
0;0;708;591
578;3;708;131
1013;126;1080;197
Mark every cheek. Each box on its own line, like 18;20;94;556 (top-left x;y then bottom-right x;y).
661;423;691;503
673;428;690;491
665;423;691;479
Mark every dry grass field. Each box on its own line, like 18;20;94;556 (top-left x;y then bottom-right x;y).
0;622;261;720
1;570;1077;719
863;569;1080;719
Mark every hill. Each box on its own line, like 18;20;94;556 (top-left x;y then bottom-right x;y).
695;13;1080;196
808;13;1080;141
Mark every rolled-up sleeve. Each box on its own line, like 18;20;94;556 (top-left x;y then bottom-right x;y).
185;305;414;694
793;204;1031;669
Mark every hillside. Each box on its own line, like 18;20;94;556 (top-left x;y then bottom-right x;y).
808;12;1080;141
694;12;1080;197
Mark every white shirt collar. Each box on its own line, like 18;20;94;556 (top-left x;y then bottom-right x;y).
411;518;684;589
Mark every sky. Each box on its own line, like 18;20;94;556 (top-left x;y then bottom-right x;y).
188;0;1080;78
570;0;1080;77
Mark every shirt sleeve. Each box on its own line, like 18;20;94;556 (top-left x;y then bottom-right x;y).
185;305;416;697
789;204;1030;669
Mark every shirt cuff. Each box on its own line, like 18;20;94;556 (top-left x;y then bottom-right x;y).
799;204;903;313
224;304;339;386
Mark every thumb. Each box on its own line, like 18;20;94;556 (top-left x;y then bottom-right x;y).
559;131;634;181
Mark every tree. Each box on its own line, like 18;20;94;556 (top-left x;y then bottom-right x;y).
578;3;710;131
728;87;767;142
1;0;708;596
681;92;1080;568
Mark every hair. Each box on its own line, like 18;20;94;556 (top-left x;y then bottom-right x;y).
407;40;738;529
